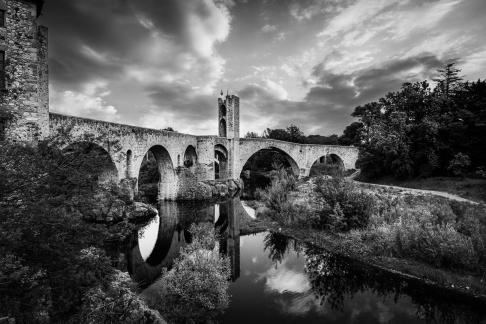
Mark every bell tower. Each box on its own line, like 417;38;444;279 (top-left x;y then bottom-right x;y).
218;92;239;140
217;92;240;180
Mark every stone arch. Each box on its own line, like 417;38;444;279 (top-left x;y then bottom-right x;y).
62;141;118;186
219;104;227;117
239;146;299;178
183;145;197;168
309;153;345;177
138;145;176;201
215;144;228;180
219;119;227;138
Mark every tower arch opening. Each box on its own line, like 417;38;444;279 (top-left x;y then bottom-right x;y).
183;145;197;168
214;144;228;180
219;119;227;138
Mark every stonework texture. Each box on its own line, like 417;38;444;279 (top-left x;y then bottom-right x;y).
0;0;48;142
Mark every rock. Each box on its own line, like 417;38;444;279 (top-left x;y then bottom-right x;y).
195;182;213;200
119;178;137;203
227;179;238;192
124;202;158;223
107;198;126;223
216;183;228;197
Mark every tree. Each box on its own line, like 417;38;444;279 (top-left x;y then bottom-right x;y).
433;62;463;100
338;122;363;146
245;131;260;138
286;124;306;143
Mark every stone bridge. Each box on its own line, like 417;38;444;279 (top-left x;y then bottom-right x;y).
1;0;360;201
48;105;359;201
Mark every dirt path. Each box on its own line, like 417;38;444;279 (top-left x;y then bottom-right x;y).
362;182;480;204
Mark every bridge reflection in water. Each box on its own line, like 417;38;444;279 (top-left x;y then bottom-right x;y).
126;198;245;288
120;198;486;324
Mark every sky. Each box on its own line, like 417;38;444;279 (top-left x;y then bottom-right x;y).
39;0;486;136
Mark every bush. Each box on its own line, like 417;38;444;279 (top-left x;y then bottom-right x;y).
78;271;164;324
258;167;304;225
313;177;374;231
148;223;230;323
394;222;478;271
448;152;471;177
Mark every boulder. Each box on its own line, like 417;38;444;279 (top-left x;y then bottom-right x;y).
125;202;158;223
106;198;126;223
195;182;213;200
119;178;137;203
215;183;228;197
227;179;238;192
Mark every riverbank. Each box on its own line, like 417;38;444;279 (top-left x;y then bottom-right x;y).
241;175;486;301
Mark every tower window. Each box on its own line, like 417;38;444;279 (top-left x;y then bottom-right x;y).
0;10;5;27
0;51;5;90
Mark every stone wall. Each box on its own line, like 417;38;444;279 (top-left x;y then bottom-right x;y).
0;0;48;142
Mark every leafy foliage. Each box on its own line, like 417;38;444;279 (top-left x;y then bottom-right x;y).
148;223;231;323
0;131;144;322
350;63;486;179
313;178;374;231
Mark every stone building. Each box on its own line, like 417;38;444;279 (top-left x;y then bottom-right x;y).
0;0;48;142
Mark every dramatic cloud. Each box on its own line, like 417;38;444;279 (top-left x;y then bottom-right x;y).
39;0;486;135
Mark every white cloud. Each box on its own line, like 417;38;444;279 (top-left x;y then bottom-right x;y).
258;260;311;294
50;81;119;122
262;24;277;33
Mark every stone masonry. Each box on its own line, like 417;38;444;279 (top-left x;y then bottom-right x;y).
0;0;48;142
1;0;360;200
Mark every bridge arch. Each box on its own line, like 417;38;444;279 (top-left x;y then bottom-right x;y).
239;146;300;178
309;153;345;177
137;145;176;201
62;141;118;186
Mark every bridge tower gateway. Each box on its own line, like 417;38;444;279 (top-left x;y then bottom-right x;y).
218;92;240;179
0;0;48;142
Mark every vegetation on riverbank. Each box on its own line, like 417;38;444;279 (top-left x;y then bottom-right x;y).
144;223;231;323
0;135;231;323
255;170;486;295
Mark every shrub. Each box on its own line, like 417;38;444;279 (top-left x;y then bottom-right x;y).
258;167;306;225
314;177;374;231
394;222;478;271
448;152;471;177
78;271;164;324
149;223;231;323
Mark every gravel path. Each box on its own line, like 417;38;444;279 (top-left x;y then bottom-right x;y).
363;182;480;204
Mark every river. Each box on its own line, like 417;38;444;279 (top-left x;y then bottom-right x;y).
116;198;486;324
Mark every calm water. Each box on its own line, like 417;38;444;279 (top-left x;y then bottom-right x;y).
120;198;486;324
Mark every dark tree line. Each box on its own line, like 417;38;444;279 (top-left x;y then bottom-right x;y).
249;63;486;180
245;124;355;145
352;63;486;179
